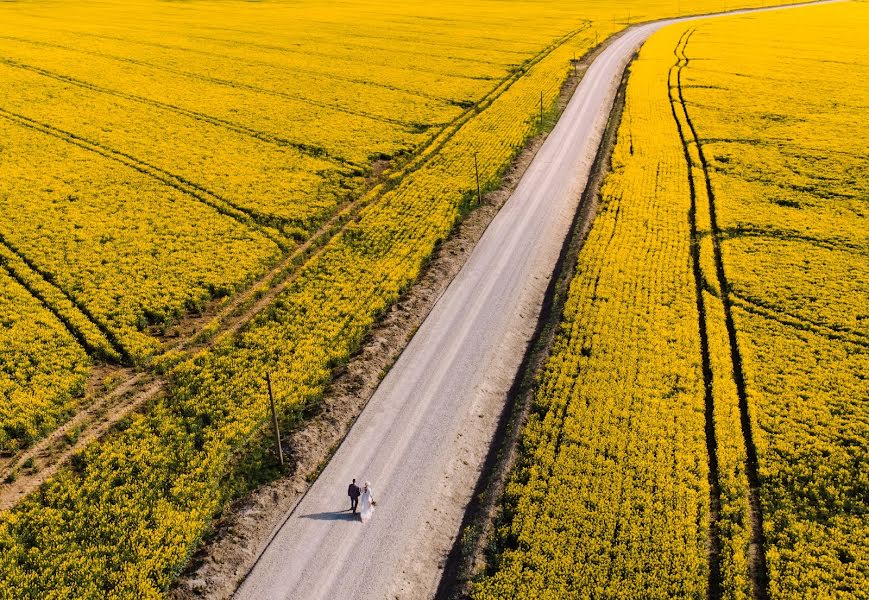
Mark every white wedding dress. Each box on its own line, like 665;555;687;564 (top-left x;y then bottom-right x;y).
359;486;375;523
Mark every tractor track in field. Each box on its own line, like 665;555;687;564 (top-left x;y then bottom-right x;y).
0;374;159;511
184;31;510;69
0;34;422;129
0;231;130;364
670;28;724;600
0;108;291;249
0;22;592;513
28;23;468;103
0;58;361;169
727;290;868;347
672;29;770;600
50;24;518;70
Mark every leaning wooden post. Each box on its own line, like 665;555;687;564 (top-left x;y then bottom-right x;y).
266;372;284;466
474;153;482;205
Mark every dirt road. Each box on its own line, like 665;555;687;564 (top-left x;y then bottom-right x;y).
233;5;822;599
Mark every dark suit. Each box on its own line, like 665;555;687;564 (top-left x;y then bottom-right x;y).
348;483;361;513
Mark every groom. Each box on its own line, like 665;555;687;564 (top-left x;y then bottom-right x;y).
348;479;361;514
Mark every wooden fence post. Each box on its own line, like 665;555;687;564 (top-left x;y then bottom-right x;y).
266;372;284;467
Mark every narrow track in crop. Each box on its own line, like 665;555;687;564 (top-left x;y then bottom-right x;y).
671;29;770;600
669;28;723;600
728;290;868;347
0;34;432;129
0;108;290;249
0;374;161;511
0;58;360;169
0;232;130;365
57;24;517;70
717;224;864;253
27;24;458;103
185;31;511;68
0;23;592;513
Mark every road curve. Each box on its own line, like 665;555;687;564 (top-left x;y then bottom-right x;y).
234;5;820;599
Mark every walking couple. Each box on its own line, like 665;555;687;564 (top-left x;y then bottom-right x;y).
347;479;376;522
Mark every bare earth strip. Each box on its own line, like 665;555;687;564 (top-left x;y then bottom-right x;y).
231;4;832;600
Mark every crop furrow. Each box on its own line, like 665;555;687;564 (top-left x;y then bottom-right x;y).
674;30;770;600
185;31;513;68
0;34;438;129
669;28;723;600
0;233;129;365
0;108;291;250
717;225;865;253
39;25;460;104
728;292;868;348
0;58;360;169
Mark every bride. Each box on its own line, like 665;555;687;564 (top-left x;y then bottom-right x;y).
359;481;376;523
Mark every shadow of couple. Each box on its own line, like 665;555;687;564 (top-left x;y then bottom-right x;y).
299;509;360;522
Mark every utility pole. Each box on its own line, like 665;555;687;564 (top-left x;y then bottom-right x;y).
474;153;481;205
266;372;284;467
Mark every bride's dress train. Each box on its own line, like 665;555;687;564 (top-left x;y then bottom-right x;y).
360;484;375;523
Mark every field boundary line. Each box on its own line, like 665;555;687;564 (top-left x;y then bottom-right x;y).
672;30;770;600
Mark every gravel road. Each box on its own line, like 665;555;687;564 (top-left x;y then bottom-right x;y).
233;5;818;599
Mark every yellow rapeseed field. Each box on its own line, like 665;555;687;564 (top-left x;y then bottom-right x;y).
474;2;867;599
0;0;825;596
